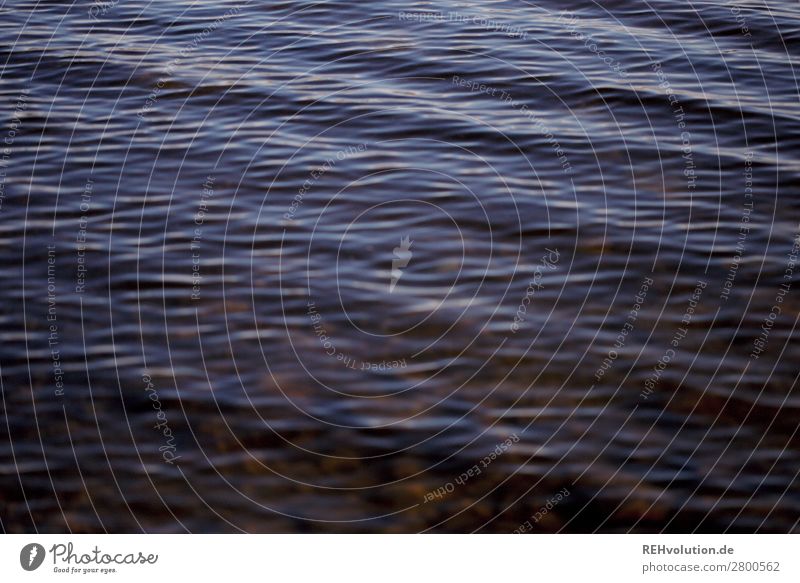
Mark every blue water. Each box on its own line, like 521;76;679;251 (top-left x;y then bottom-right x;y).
1;0;799;532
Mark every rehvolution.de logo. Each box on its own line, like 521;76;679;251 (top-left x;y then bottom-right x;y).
20;543;46;571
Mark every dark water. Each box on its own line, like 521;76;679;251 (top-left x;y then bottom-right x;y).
1;0;799;533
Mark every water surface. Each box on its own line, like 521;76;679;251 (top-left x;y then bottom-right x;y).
1;0;799;532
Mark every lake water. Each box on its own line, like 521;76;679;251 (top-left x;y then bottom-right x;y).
1;0;799;532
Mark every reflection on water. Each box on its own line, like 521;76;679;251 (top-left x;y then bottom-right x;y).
1;0;799;532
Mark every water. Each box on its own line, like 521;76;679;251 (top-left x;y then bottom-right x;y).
1;0;799;533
